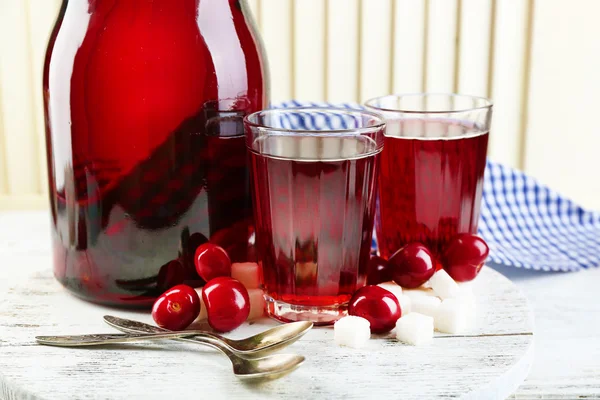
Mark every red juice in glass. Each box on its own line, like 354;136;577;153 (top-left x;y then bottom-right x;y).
366;94;493;260
245;109;385;325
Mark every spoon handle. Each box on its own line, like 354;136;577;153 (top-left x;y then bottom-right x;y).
103;315;210;337
35;330;208;346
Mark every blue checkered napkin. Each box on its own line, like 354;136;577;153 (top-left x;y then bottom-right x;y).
272;101;600;272
479;162;600;271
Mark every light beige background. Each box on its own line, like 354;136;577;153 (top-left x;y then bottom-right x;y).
0;0;598;210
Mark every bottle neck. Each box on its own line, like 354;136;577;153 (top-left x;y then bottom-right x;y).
62;0;248;14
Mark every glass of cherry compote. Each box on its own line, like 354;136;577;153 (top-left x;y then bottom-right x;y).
365;94;493;259
244;108;385;325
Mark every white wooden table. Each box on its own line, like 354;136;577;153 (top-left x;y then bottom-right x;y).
0;211;597;399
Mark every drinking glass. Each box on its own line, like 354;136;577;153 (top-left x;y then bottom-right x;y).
244;108;385;325
365;94;493;259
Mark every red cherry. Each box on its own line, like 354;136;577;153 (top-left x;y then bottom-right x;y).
389;243;436;288
348;285;401;334
152;284;200;331
442;234;489;282
194;243;232;282
366;256;392;285
202;277;250;332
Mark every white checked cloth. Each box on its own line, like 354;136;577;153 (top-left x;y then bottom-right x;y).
273;101;600;272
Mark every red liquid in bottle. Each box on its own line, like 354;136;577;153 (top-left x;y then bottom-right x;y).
376;119;488;259
250;136;380;310
44;0;268;307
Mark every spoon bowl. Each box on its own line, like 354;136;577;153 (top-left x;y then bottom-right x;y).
234;353;305;381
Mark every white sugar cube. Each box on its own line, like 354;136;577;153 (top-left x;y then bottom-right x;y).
403;287;437;301
453;282;477;309
421;280;432;289
395;313;434;346
429;269;460;299
434;297;476;334
334;316;371;348
411;295;441;317
193;288;208;321
247;288;266;320
398;294;412;315
377;281;403;301
457;283;476;300
457;281;474;294
231;262;262;289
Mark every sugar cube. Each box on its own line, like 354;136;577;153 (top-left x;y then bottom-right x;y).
377;281;403;301
403;287;437;301
334;316;371;348
398;294;412;315
434;297;476;334
457;281;474;294
247;288;266;320
395;313;434;345
429;269;460;299
231;262;262;289
456;288;477;315
193;288;208;321
411;295;441;317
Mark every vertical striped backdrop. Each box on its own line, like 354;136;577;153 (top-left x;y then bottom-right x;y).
0;0;599;210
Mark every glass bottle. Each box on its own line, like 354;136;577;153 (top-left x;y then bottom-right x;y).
43;0;269;307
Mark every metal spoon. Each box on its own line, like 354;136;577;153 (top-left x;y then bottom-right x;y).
35;331;305;380
103;315;312;358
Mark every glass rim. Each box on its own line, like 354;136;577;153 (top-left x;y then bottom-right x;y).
244;107;386;136
364;93;493;114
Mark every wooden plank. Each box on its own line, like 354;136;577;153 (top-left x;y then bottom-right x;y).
359;0;393;102
26;0;61;195
523;0;600;210
293;0;326;101
2;213;600;399
0;264;533;399
326;0;360;103
488;0;531;169
392;0;426;94
425;0;458;92
457;0;493;97
260;0;293;102
492;264;600;398
0;0;41;196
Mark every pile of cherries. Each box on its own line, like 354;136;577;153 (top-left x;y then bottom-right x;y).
152;242;250;332
151;232;489;335
349;233;489;334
